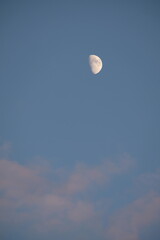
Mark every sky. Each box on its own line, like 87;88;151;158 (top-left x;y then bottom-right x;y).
0;0;160;239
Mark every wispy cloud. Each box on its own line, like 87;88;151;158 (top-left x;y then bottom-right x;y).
1;148;159;240
106;168;160;240
135;170;160;194
0;153;133;235
106;192;160;240
64;153;134;194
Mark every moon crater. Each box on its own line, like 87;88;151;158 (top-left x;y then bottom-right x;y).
89;55;103;74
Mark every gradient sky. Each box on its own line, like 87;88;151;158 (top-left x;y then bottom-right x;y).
0;1;160;240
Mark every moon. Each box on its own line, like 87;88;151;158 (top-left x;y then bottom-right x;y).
89;55;103;74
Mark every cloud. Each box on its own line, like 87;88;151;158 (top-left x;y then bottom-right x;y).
0;153;133;235
0;159;49;200
64;153;134;194
135;169;160;194
0;148;159;240
105;168;160;240
4;149;160;240
1;147;160;240
68;201;95;222
106;192;160;240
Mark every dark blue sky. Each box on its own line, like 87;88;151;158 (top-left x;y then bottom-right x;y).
1;1;160;240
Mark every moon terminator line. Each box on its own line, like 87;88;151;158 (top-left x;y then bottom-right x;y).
89;55;103;74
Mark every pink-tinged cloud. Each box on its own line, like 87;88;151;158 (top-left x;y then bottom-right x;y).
0;154;133;233
107;192;160;240
65;154;133;194
135;169;160;194
68;201;95;222
1;145;160;240
64;163;105;194
0;159;49;201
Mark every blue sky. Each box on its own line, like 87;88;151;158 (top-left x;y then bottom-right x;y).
0;1;160;240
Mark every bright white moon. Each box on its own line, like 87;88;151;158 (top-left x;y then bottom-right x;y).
89;55;103;74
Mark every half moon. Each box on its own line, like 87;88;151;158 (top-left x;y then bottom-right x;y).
89;55;103;74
